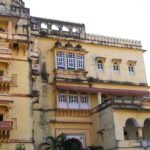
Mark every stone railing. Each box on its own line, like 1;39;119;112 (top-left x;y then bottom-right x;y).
0;4;30;18
86;34;142;49
0;121;13;130
31;51;40;58
0;47;11;54
0;76;11;82
117;140;150;149
92;97;150;113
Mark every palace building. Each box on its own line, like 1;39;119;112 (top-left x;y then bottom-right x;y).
0;0;150;150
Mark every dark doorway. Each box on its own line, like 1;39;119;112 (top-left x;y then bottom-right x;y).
0;114;3;121
64;138;83;150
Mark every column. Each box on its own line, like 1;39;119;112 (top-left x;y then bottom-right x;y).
138;127;143;140
8;21;12;39
98;92;102;104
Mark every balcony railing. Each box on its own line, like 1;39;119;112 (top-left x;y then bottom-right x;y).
0;32;28;41
31;51;40;58
0;121;13;142
0;76;11;83
55;69;88;80
117;140;150;149
0;121;13;130
0;47;11;54
32;64;41;75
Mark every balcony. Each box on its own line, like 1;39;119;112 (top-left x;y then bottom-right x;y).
0;32;28;41
0;121;13;142
0;46;12;59
0;76;11;92
32;64;41;75
31;51;40;58
55;69;88;81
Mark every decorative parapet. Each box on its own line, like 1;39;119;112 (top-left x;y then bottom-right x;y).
30;16;85;38
30;17;142;49
86;34;142;49
0;4;30;18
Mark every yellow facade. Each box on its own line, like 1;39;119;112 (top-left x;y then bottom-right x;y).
0;0;150;150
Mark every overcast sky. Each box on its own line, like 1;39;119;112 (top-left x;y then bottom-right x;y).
24;0;150;84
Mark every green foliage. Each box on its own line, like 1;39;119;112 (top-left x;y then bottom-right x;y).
15;144;26;150
38;133;66;150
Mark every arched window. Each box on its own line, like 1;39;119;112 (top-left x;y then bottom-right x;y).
143;119;150;140
72;28;79;33
124;118;139;140
128;64;135;75
113;62;120;73
97;60;104;72
62;26;69;32
51;24;59;31
41;23;48;30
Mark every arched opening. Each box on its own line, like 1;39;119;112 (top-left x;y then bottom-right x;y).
52;24;59;31
41;23;48;30
124;118;139;140
62;26;69;32
73;28;79;33
143;119;150;140
64;138;83;150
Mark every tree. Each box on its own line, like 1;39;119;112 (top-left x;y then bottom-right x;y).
38;134;66;150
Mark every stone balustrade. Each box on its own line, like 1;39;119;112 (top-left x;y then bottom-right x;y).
117;140;150;149
0;47;11;54
0;121;13;130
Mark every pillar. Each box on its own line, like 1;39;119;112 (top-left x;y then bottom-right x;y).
138;127;143;140
98;93;102;104
8;21;12;39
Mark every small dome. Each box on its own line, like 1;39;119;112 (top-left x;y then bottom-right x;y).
65;42;73;48
75;44;82;50
55;41;62;48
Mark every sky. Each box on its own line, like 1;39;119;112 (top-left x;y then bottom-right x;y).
24;0;150;84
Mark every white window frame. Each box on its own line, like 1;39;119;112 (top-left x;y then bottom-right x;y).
97;60;104;72
80;95;89;109
57;51;65;69
67;53;75;69
69;94;79;109
128;64;135;75
113;63;120;74
58;93;67;108
77;54;84;70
